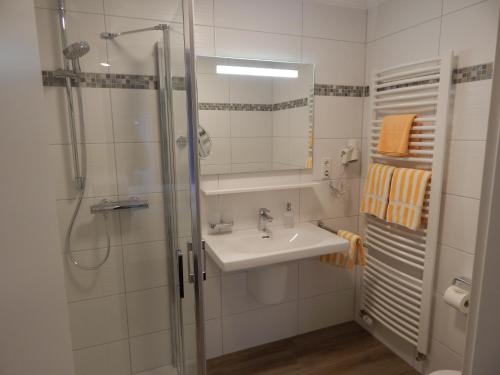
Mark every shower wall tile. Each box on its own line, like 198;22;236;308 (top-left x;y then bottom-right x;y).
214;28;302;62
214;0;302;35
222;301;298;354
51;143;117;199
129;330;172;373
303;1;366;42
366;0;441;42
105;17;166;76
35;8;108;72
110;89;161;143
126;286;170;336
35;0;104;14
440;0;500;68
72;339;131;375
123;240;169;292
119;193;166;245
298;289;354;333
63;246;125;302
68;294;129;349
115;142;162;195
313;96;363;139
56;196;122;251
302;37;365;85
43;87;114;145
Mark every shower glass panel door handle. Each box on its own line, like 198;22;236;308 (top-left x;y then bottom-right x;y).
187;241;207;283
156;19;205;373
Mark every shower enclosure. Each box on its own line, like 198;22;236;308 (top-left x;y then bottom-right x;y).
38;0;205;374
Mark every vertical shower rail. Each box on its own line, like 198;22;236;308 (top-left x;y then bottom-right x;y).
361;51;454;358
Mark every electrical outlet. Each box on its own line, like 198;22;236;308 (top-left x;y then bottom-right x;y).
321;157;332;179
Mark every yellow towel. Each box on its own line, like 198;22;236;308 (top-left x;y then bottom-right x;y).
320;230;366;271
377;114;417;156
386;168;431;230
360;163;396;220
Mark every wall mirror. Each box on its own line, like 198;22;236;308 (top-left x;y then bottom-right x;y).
197;56;314;175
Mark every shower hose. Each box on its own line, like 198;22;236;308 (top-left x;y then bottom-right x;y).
64;77;111;271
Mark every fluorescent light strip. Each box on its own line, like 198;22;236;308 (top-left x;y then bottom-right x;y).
216;65;298;78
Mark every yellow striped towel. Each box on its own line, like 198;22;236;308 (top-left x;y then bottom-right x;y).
320;230;366;271
360;163;396;220
386;168;432;230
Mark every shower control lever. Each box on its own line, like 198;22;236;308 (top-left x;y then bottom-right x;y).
90;197;149;214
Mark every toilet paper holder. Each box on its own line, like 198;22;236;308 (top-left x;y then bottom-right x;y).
453;276;472;288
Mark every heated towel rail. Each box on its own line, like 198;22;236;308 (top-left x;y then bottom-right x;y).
361;52;454;358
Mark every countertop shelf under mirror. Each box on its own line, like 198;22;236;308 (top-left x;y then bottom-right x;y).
200;181;320;196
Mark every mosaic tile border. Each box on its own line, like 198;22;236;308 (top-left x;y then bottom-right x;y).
42;62;493;97
314;84;368;97
199;97;309;112
41;70;185;90
453;63;493;84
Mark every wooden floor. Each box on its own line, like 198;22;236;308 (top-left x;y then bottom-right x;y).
207;322;419;375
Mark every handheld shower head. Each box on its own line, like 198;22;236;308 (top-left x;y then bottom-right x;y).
63;41;90;60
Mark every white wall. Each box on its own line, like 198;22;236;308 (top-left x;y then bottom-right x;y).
199;0;367;357
360;1;500;373
0;1;75;374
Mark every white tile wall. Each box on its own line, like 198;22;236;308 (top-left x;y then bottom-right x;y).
68;294;129;349
222;301;298;353
73;340;131;375
366;0;441;42
362;1;499;372
214;0;302;35
298;289;354;333
440;0;500;67
303;1;366;42
302;37;366;85
215;28;302;62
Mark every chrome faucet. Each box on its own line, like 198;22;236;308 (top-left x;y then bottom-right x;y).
258;208;273;234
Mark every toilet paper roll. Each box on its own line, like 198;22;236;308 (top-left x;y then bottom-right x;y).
444;286;470;314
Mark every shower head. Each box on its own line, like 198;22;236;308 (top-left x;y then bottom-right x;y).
63;41;90;60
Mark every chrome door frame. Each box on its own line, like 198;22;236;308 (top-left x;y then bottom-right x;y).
156;31;185;373
182;0;207;374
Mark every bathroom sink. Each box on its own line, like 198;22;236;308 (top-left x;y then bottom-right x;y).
203;222;349;272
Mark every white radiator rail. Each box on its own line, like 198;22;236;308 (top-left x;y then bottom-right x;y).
361;52;454;358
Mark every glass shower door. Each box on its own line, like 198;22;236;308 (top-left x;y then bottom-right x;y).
41;0;205;374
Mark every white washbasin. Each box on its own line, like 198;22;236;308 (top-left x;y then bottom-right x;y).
204;222;349;272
